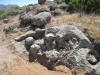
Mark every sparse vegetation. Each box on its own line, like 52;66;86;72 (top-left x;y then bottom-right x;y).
55;0;100;14
0;7;26;19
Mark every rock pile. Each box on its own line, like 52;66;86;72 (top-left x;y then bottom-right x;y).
13;1;100;74
15;23;100;74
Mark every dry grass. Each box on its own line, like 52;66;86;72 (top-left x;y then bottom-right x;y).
50;13;100;39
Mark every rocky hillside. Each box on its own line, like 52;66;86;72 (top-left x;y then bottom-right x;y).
0;4;19;10
0;0;100;75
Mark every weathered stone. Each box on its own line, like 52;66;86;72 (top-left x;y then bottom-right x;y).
38;0;46;4
37;8;49;14
3;18;9;23
60;48;92;72
45;25;92;50
58;3;67;10
44;50;60;62
30;44;41;54
87;53;98;65
26;6;34;12
15;30;36;41
31;12;51;27
94;40;100;56
51;9;62;16
49;4;58;11
3;23;19;33
25;37;34;46
20;12;33;27
55;34;65;50
35;28;45;39
29;44;41;62
44;33;55;50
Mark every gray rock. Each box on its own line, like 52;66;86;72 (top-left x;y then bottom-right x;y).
25;37;34;46
95;19;100;24
45;25;92;50
58;3;67;10
35;28;45;39
87;53;98;65
94;39;100;57
60;48;93;72
38;0;46;4
15;30;36;41
44;50;60;62
37;8;49;14
26;4;41;12
82;28;95;44
20;12;33;27
51;9;62;16
30;44;41;54
3;23;19;33
44;33;55;50
55;34;65;50
26;6;34;12
29;44;41;62
31;12;51;27
15;29;45;41
3;18;9;23
49;4;58;11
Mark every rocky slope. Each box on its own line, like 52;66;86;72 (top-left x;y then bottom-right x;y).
0;0;100;75
0;4;19;10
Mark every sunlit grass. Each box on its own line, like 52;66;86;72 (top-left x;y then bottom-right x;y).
50;13;100;38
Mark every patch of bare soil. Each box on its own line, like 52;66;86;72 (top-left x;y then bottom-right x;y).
0;56;84;75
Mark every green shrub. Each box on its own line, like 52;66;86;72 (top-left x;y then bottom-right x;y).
28;4;34;6
62;0;100;13
0;10;5;15
0;7;23;19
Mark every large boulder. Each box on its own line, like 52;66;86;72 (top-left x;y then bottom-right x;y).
43;25;100;74
3;23;19;33
3;18;9;23
15;30;36;41
31;12;51;27
25;37;34;46
20;12;33;27
49;4;58;11
26;4;41;12
37;8;49;14
44;33;55;50
15;29;45;41
45;25;93;50
44;50;60;62
51;9;62;16
38;0;46;4
58;3;67;10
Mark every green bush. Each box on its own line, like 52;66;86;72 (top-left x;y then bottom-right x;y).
67;0;100;13
55;0;100;13
0;10;5;15
0;7;23;19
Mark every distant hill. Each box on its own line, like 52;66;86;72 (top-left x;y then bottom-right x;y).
0;4;19;10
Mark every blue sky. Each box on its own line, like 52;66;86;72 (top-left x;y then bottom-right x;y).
0;0;53;7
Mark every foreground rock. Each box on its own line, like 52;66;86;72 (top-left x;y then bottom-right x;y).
3;23;19;33
45;25;93;50
15;31;35;41
37;8;49;14
43;25;100;74
25;37;34;46
15;29;45;41
20;12;51;28
38;0;46;5
31;12;51;27
3;18;9;23
20;12;33;27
